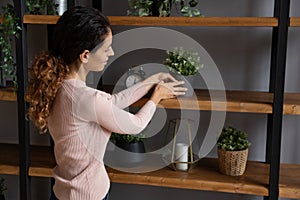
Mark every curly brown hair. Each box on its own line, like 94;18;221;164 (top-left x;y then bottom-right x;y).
26;52;69;133
25;6;110;133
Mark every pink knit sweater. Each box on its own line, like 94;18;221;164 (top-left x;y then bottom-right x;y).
48;79;156;200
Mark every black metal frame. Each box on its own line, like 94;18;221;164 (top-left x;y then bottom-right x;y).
265;0;290;199
13;0;291;199
13;0;30;199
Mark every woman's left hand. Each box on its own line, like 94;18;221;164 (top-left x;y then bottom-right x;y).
143;72;178;86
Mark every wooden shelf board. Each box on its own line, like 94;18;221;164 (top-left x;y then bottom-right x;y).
0;88;17;101
128;89;274;114
290;17;300;27
1;144;299;198
279;163;300;199
107;158;269;196
23;15;278;27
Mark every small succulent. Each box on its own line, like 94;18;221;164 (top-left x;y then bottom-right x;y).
217;126;251;151
110;132;145;143
164;47;203;76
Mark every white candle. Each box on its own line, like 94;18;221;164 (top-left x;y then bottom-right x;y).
175;143;189;171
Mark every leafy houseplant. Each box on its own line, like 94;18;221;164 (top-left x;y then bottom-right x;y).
164;47;203;76
25;0;58;15
0;177;7;200
217;126;251;176
0;4;21;88
127;0;202;17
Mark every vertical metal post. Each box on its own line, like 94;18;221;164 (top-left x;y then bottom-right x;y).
265;0;290;199
13;0;31;199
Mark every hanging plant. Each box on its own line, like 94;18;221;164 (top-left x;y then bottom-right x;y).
0;4;22;88
127;0;202;17
25;0;58;15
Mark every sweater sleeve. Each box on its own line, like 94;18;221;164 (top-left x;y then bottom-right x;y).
111;82;150;109
93;91;156;134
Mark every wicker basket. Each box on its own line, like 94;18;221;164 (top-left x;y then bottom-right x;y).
217;148;248;176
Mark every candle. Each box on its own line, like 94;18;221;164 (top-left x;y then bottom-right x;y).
175;143;189;171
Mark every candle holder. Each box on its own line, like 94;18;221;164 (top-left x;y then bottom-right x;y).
163;118;200;171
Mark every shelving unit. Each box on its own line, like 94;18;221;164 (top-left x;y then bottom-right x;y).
1;0;298;199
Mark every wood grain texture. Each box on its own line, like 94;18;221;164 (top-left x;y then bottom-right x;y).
290;17;300;27
23;15;278;27
0;89;17;101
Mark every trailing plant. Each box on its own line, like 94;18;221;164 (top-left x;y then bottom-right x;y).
164;47;203;76
127;0;202;17
0;4;22;88
0;178;7;196
25;0;58;15
217;126;251;151
110;132;145;144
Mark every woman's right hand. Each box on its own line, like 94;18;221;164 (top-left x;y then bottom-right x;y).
150;81;187;105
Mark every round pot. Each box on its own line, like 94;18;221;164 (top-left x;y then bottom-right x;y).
114;141;146;167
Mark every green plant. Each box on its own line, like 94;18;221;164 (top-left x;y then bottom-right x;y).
164;47;203;76
127;0;202;17
0;178;7;196
217;126;251;151
25;0;58;15
110;132;145;143
0;4;21;87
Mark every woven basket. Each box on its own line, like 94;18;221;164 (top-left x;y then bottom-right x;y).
217;148;248;176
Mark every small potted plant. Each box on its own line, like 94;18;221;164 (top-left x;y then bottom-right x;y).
0;177;7;200
127;0;202;17
164;47;203;96
110;133;146;167
217;126;251;176
0;4;22;88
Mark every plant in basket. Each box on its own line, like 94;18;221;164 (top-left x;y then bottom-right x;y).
217;126;251;176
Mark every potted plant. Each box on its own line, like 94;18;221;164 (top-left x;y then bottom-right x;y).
164;47;203;96
217;126;251;176
110;133;146;167
25;0;58;15
0;4;21;88
127;0;202;17
0;178;7;200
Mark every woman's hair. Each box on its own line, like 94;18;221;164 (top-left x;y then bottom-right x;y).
26;6;111;133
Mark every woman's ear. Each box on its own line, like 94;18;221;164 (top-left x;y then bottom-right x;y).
79;50;90;63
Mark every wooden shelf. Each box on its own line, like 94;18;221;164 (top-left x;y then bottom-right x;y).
1;144;299;198
0;88;16;101
290;17;300;27
23;15;278;27
0;143;55;177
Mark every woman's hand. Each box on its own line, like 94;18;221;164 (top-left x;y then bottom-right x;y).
142;72;178;91
150;80;187;105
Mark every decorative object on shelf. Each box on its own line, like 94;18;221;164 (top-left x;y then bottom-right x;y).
0;177;7;200
164;47;203;96
217;126;251;176
127;0;202;17
163;118;200;171
0;4;21;88
110;132;146;167
125;65;146;88
25;0;58;15
54;0;67;15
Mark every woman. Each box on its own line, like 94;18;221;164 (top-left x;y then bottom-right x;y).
26;6;186;200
